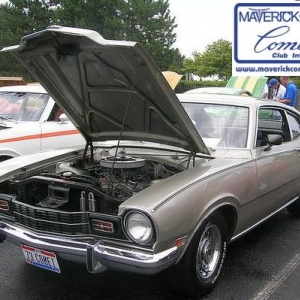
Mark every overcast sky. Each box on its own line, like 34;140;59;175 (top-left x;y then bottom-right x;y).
168;0;233;57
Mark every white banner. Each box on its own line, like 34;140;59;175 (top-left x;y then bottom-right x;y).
233;1;300;76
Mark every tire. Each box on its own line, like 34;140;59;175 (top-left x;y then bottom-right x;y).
168;212;228;298
287;198;300;217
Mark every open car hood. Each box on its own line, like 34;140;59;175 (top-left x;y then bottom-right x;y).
1;26;210;155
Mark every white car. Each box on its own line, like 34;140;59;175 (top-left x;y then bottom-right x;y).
0;84;85;160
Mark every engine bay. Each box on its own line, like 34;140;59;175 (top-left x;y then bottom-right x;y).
11;148;183;215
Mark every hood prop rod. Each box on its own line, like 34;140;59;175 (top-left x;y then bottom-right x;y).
83;140;93;161
105;74;137;201
186;151;196;169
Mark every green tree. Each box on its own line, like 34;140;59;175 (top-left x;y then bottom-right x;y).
118;0;182;70
184;39;232;81
52;0;126;39
53;0;183;70
167;48;185;73
0;0;56;78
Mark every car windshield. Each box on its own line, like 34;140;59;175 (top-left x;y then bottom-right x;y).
182;103;249;148
0;91;49;121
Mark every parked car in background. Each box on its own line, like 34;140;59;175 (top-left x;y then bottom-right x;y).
185;86;253;96
1;26;300;298
0;84;85;161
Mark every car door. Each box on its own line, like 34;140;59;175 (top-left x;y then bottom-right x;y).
0;122;42;158
40;115;85;151
253;106;300;219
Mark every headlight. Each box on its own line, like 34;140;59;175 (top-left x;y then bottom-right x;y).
125;212;153;245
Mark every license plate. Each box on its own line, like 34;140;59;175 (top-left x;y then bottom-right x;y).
21;245;61;273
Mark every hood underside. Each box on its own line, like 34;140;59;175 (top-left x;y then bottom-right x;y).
1;26;210;155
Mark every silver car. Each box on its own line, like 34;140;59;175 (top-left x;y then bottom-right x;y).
1;26;300;298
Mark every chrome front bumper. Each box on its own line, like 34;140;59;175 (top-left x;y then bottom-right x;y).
0;221;179;275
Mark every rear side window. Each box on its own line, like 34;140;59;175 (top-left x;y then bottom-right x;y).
287;112;300;140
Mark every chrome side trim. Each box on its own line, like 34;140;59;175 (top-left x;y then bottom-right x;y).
231;196;299;241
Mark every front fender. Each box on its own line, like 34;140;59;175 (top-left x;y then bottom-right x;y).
146;161;255;256
0;147;83;181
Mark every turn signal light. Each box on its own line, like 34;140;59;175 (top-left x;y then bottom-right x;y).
0;200;9;211
174;236;187;247
92;220;114;233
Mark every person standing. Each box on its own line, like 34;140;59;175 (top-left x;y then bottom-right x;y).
261;83;269;99
267;78;286;100
276;76;298;107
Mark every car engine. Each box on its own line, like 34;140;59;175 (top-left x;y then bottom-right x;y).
11;149;182;216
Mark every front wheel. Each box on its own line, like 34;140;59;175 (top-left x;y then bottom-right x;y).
168;212;228;298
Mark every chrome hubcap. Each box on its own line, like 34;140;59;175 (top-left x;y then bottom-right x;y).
196;224;222;279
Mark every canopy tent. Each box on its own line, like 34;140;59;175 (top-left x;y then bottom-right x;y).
226;76;268;98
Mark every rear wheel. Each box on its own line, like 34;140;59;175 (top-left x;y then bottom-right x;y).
168;212;228;298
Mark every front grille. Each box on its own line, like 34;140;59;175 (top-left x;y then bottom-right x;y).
13;202;89;235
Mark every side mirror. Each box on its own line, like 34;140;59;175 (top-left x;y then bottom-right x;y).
267;134;283;145
58;113;69;123
264;134;283;151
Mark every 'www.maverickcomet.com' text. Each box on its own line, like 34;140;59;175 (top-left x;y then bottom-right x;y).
235;65;300;73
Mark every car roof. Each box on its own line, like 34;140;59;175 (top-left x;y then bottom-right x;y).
177;93;296;110
0;83;47;93
185;87;252;96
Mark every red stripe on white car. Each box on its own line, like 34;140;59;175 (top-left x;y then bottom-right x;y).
0;129;79;144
